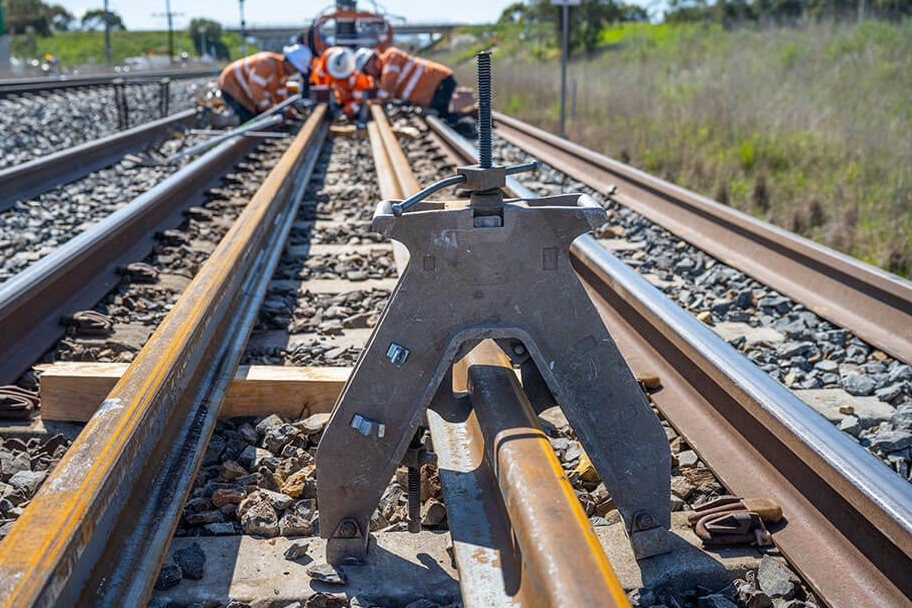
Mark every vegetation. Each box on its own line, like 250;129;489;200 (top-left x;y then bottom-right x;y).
8;29;251;65
2;0;75;35
438;19;912;275
80;9;125;33
2;1;245;65
188;18;231;61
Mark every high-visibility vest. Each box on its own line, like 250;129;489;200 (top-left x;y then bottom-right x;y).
376;47;452;108
310;51;374;116
337;74;375;117
219;52;292;114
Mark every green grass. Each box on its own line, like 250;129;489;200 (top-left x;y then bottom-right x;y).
437;20;912;276
10;30;253;66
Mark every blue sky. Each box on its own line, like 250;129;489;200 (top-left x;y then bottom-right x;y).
52;1;517;31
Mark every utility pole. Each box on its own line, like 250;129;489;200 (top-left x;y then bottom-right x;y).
0;3;10;73
104;0;112;66
166;0;174;64
552;0;579;139
152;2;185;65
239;0;248;56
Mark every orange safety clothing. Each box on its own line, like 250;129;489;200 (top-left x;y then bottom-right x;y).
219;52;293;114
310;51;374;116
375;47;452;108
337;74;375;117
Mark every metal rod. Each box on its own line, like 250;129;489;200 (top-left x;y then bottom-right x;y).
475;51;493;169
504;161;538;176
162;114;283;164
457;341;631;608
391;175;465;216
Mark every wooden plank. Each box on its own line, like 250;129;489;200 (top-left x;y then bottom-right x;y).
37;362;351;422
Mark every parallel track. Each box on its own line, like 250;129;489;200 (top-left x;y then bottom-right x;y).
0;69;217;97
0;109;197;211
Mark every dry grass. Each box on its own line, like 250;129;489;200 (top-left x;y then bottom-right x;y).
446;20;912;275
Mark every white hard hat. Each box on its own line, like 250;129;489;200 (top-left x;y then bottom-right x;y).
354;47;376;73
325;47;356;80
283;44;313;73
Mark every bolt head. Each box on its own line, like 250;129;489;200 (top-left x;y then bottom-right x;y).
339;519;359;538
634;512;655;531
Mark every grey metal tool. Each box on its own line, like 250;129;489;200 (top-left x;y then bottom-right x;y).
316;51;672;565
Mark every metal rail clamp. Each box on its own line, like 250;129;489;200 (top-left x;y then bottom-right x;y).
316;52;673;566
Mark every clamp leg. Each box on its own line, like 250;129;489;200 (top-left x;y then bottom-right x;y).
316;278;456;564
523;282;673;558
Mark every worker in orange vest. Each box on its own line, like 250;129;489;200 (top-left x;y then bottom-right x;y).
310;46;375;120
356;46;456;120
218;44;312;123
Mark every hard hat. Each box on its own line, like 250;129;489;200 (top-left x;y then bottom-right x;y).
283;44;313;73
325;47;356;80
354;47;376;73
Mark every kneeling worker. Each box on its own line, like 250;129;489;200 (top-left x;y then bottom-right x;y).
356;46;456;119
218;45;313;123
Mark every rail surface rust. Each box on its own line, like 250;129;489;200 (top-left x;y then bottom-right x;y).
492;112;912;366
426;115;912;607
0;107;328;607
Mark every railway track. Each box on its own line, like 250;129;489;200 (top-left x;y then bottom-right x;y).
0;102;908;608
0;69;217;97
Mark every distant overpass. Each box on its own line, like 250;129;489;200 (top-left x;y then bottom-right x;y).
228;21;468;51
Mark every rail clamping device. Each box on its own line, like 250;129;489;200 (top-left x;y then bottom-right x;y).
316;51;673;565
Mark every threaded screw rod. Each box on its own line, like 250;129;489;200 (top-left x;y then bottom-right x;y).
407;465;421;533
476;50;493;169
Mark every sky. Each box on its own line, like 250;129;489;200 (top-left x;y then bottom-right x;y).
52;1;515;31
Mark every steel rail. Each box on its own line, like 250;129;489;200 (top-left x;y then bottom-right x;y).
0;68;217;96
492;112;912;366
427;116;912;607
0;106;328;607
0;125;260;385
0;108;197;211
371;110;629;607
458;341;630;608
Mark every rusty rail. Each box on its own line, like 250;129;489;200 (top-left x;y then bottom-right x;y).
459;341;630;608
0;108;197;211
492;112;912;366
426;115;912;607
0;106;328;607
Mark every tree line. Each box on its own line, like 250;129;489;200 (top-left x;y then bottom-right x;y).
499;0;911;45
1;0;126;35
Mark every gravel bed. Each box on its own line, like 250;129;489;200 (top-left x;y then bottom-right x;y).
244;134;388;370
0;78;209;169
0;136;291;548
471;134;912;481
0;133;216;284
